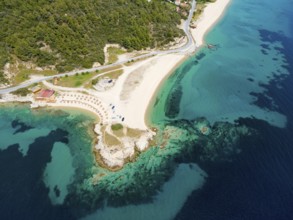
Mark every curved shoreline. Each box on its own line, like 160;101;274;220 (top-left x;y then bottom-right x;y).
145;0;232;128
144;55;188;128
0;0;232;132
192;0;232;47
0;0;233;170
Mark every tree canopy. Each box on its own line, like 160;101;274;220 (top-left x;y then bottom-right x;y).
0;0;183;78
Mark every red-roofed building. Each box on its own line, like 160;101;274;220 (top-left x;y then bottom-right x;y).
36;89;56;102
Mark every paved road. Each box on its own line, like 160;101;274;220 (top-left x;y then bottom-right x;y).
0;0;197;95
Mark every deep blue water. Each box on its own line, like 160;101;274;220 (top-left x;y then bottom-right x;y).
0;129;73;220
0;107;96;220
173;0;293;219
176;86;293;219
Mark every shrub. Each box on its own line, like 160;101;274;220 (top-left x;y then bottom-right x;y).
111;123;123;131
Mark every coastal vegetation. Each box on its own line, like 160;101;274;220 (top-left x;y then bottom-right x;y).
0;0;184;81
96;69;123;81
52;67;123;88
111;123;123;131
11;87;30;96
89;69;123;88
193;0;216;20
107;47;125;64
57;72;92;87
13;69;57;85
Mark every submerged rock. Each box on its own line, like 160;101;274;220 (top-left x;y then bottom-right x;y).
165;117;254;162
193;117;212;135
58;115;255;217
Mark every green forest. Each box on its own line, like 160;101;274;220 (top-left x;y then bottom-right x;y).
0;0;184;80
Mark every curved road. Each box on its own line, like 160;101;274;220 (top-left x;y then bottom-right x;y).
0;0;196;95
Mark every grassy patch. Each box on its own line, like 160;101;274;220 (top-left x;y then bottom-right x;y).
57;72;93;87
193;2;206;20
112;128;125;138
193;0;216;21
127;128;143;138
103;69;124;80
104;132;121;146
13;69;57;85
124;59;135;66
100;65;123;73
88;69;123;88
111;123;123;131
107;47;125;64
123;55;152;66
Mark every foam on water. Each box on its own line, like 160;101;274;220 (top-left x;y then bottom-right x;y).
82;163;207;220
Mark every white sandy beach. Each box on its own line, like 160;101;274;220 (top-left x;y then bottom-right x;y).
192;0;231;46
116;0;232;130
106;54;186;130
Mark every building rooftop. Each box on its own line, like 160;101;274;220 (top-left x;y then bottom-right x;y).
37;89;55;98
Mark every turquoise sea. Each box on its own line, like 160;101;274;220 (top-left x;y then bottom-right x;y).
1;0;293;219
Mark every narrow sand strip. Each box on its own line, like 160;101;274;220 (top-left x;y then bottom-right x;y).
192;0;232;46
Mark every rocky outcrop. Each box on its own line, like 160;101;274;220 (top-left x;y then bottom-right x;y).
94;124;155;169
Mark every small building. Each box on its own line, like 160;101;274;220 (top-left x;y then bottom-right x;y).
35;89;56;102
